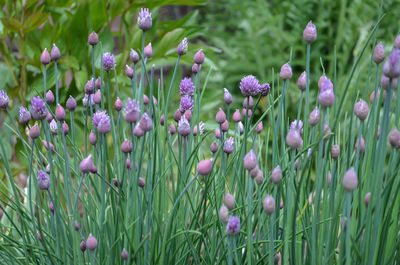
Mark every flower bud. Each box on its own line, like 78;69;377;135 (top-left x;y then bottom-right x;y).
197;159;213;176
364;192;371;207
216;108;226;124
224;193;235;210
50;119;58;135
86;234;98;251
303;21;317;43
192;63;199;74
89;131;97;145
46;90;55;104
210;142;218;153
173;109;181;122
91;90;101;105
243;150;257;170
223;137;234;154
194;49;205;65
49;202;54;213
238;122;244;135
373;42;385;64
84;79;95;94
389;128;400;149
169;123;176;135
130;49;139;64
51;44;60;61
137;8;152;31
215;128;221;139
37;170;50;190
342;167;358;192
29;124;41;139
354;99;369;121
395;35;400;49
286;128;302;149
19;106;31;124
66;96;77;112
297;71;307;91
380;75;398;90
243;96;254;109
55;104;66;121
221;120;229;132
279;63;292;80
178;117;190;137
80;240;86;252
138;177;146;188
95;77;103;89
134;124;145;138
62;121;69;135
219;206;229;223
79;155;94;174
143;94;149;105
226;216;240;235
121;139;133;153
263;195;275;215
327;172;332;187
271;166;282;184
354;136;365;154
331;144;340;160
184;110;192;121
160;114;165;126
318;74;327;89
126;65;134;79
224;88;233;105
242;108;252;118
255;122;263;134
114;97;122;111
232;109;241;123
255;170;264;185
177;37;188;55
46;112;53;123
74;220;80;231
144;43;153;58
88;32;98;46
250;165;259;179
126;158;132;170
41;48;50;65
121;249;129;260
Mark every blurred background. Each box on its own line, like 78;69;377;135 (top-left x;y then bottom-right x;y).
1;0;399;188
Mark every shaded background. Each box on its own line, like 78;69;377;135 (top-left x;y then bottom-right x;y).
0;0;399;190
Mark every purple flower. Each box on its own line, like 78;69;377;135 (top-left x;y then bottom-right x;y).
318;79;335;108
88;32;98;46
139;113;153;132
130;49;139;64
66;96;77;112
177;38;188;55
0;90;9;109
103;52;115;71
31;96;48;120
226;216;240;235
290;120;303;135
303;21;317;43
49;119;58;135
240;75;260;97
224;88;233;105
178;116;190;137
383;49;400;78
137;8;152;31
93;110;111;134
223;137;234;154
19;106;31;124
259;83;270;96
51;44;60;61
144;43;153;58
83;94;95;107
123;98;140;123
40;48;50;65
179;77;194;96
37;170;50;190
180;96;194;112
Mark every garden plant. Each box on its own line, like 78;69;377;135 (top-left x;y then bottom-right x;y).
1;4;400;265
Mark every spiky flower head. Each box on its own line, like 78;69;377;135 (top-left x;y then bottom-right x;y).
139;113;153;132
178;116;191;137
290;120;303;135
31;96;48;120
92;110;111;134
19;106;31;124
177;37;188;55
180;95;194;112
137;8;152;31
223;137;234;154
179;77;194;96
123;98;140;123
303;21;317;43
51;44;60;61
240;75;260;97
383;49;400;78
102;52;115;71
130;49;139;64
37;170;50;190
0;90;9;109
226;216;240;235
224;88;233;105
